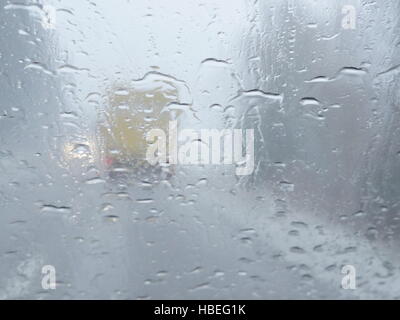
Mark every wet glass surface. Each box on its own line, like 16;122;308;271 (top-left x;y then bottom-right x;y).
1;0;400;299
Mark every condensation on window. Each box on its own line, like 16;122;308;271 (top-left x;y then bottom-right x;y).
0;0;400;299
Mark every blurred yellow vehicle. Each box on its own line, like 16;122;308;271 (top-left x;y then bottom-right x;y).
98;72;188;180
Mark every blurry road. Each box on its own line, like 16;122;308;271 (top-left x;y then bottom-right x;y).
1;0;400;299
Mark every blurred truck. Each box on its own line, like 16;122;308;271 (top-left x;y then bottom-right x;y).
97;72;189;181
